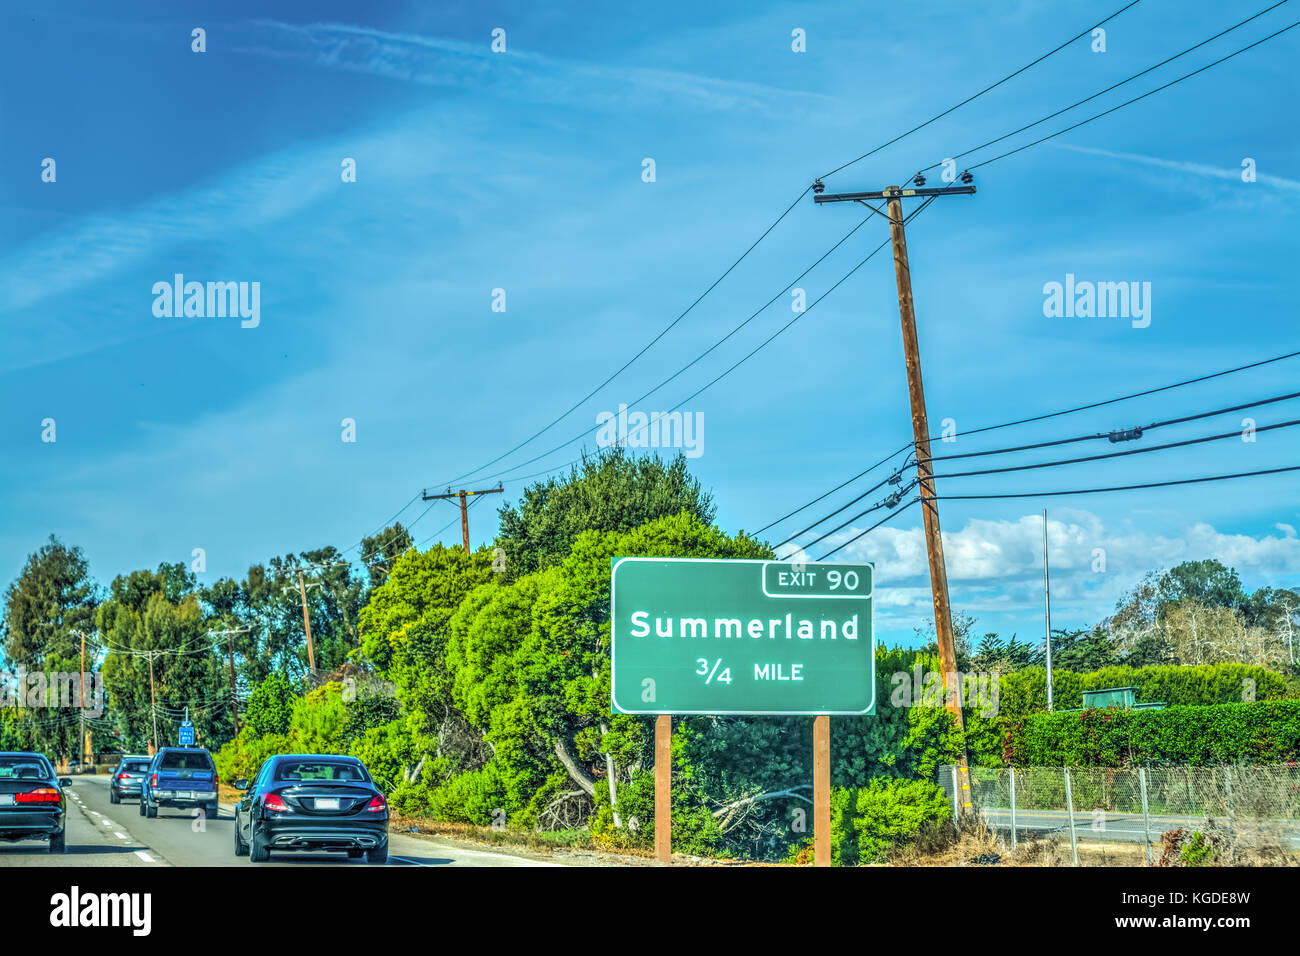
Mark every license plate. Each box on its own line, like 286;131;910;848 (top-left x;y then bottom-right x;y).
315;798;340;810
181;791;195;799
0;795;12;806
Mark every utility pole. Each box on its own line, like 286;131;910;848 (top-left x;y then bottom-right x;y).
209;627;252;734
421;486;505;552
1042;509;1055;712
296;570;317;675
814;173;976;812
79;630;86;768
146;651;159;754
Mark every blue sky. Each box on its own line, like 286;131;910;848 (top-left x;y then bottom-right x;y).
2;0;1297;647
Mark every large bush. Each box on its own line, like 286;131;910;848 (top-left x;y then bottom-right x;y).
785;779;950;865
1005;700;1300;765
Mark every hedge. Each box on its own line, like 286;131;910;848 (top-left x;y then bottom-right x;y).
994;663;1288;718
1002;700;1300;766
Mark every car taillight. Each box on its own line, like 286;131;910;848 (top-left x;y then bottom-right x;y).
263;793;289;813
16;787;61;804
151;773;158;788
118;773;130;780
366;795;387;813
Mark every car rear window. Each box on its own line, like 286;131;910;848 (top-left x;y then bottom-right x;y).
0;756;51;780
123;760;151;772
275;760;368;782
159;750;214;771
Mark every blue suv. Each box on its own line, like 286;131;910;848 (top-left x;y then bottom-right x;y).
140;747;219;819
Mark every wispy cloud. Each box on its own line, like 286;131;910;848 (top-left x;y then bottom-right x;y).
1050;143;1300;192
235;20;841;114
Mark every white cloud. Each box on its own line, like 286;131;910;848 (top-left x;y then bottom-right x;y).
237;20;841;115
1050;143;1300;193
824;508;1300;629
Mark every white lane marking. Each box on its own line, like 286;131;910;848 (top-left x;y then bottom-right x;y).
100;819;115;827
114;832;127;840
134;851;155;863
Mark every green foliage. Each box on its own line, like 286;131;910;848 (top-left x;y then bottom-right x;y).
357;543;493;728
1004;700;1300;765
287;683;349;754
993;663;1287;720
243;671;296;737
1181;831;1217;867
785;779;950;866
214;728;292;784
494;448;716;580
853;778;952;863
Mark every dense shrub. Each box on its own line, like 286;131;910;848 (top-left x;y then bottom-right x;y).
995;663;1287;718
1004;700;1300;766
785;779;950;865
853;779;952;862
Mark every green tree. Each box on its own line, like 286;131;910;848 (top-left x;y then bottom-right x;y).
243;671;296;737
494;448;716;580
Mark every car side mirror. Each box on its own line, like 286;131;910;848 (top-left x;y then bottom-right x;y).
232;779;250;791
59;778;73;787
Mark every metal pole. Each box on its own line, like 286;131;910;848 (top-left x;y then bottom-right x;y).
1224;766;1234;819
1043;509;1054;713
1009;767;1017;852
654;715;671;863
1063;768;1079;865
951;765;961;834
813;715;831;866
1139;766;1152;866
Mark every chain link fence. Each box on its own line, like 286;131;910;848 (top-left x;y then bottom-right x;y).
939;765;1300;865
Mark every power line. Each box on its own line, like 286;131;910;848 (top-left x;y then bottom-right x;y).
438;186;812;487
438;6;1143;490
484;196;946;487
914;0;1294;177
487;230;903;485
924;390;1300;464
820;0;1145;179
759;349;1300;537
813;463;1300;562
753;444;913;536
773;467;911;549
932;418;1300;480
817;497;921;562
964;18;1300;172
930;464;1300;501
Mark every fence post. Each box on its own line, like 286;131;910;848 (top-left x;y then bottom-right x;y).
1008;767;1017;852
1063;767;1079;865
950;765;961;835
1224;766;1234;820
1138;766;1152;866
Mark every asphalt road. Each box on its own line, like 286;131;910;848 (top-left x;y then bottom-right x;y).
981;807;1300;848
0;774;564;868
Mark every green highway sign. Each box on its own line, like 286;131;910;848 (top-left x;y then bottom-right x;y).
611;557;875;716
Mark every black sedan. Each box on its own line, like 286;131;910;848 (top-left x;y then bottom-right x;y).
0;752;72;853
233;754;389;864
109;755;152;804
